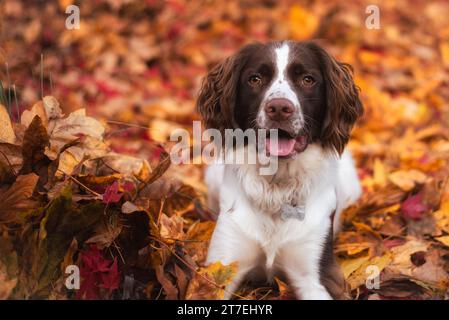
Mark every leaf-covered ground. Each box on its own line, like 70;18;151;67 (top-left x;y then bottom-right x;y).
1;0;449;300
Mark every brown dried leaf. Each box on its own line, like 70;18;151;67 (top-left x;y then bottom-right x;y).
0;173;39;223
159;213;185;243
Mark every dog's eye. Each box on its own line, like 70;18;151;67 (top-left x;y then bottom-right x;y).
248;74;262;86
301;75;315;87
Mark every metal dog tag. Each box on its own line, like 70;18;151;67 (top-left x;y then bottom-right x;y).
281;203;305;221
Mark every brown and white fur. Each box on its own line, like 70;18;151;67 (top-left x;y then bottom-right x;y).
197;41;364;300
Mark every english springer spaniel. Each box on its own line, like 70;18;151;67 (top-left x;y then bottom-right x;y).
197;41;364;300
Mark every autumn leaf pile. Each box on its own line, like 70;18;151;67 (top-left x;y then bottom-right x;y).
1;0;449;300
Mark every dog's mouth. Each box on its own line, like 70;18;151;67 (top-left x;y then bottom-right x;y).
265;129;308;158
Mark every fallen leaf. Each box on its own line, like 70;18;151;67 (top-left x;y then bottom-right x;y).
102;181;123;204
434;235;449;247
389;169;428;191
0;261;17;299
159;213;185;243
0;173;39;223
86;218;123;249
345;251;392;290
401;192;430;221
20;115;50;174
0;104;15;143
185;261;238;300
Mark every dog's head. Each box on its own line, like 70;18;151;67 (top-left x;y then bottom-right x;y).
197;41;363;157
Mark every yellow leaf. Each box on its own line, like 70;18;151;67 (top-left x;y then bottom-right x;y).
388;169;428;191
288;5;319;40
185;261;238;300
274;276;292;298
435;235;449;247
346;252;392;290
339;254;371;279
434;202;449;234
352;221;382;239
373;158;387;188
0;105;15;143
440;41;449;68
79;173;122;187
185;221;216;264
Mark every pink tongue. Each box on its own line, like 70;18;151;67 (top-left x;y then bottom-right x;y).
266;138;296;156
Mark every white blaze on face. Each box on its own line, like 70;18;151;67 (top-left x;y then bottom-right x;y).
259;43;303;129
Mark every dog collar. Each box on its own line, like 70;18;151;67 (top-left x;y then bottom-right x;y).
280;203;305;221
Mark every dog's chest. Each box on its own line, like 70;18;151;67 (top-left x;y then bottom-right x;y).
242;207;328;273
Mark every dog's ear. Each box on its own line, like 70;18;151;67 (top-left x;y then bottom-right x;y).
307;43;364;155
197;51;247;132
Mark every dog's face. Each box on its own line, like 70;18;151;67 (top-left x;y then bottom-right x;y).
197;41;363;157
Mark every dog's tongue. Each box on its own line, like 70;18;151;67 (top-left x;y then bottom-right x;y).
266;138;296;156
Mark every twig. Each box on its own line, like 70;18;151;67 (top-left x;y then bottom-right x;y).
112;240;126;265
49;72;54;95
156;197;166;226
5;62;11;112
59;170;102;197
106;120;150;131
40;53;44;99
13;84;19;121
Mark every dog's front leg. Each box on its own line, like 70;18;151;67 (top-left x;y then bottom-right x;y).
206;212;261;299
278;188;337;301
278;235;333;300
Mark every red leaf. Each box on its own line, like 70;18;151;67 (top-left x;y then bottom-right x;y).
77;271;100;300
77;246;120;299
401;192;429;221
121;181;135;193
383;238;405;249
102;182;123;204
80;245;111;272
99;258;120;292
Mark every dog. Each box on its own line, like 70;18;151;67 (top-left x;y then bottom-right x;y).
197;41;364;300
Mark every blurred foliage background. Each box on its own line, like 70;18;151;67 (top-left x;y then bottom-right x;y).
1;0;449;300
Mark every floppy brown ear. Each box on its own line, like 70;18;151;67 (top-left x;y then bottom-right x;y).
196;52;246;132
309;43;364;155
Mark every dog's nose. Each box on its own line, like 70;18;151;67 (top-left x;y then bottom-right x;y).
264;98;294;121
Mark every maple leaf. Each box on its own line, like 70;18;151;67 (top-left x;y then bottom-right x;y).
78;245;121;299
159;213;185;243
185;261;238;300
102;181;122;204
77;271;100;300
401;192;430;221
99;258;120;293
81;245;111;273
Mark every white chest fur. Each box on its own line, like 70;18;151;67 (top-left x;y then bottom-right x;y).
217;145;337;266
205;145;361;299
